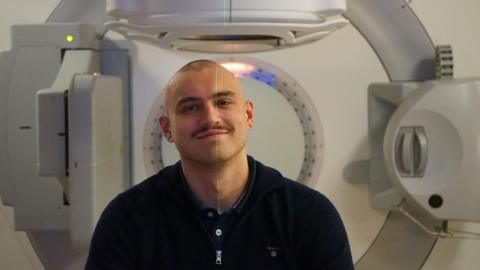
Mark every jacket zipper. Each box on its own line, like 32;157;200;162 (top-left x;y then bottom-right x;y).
193;214;222;267
215;250;222;265
166;193;223;267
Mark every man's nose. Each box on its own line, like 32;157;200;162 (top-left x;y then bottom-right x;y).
201;103;220;125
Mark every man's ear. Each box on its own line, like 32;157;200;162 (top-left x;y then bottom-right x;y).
159;116;174;142
245;100;254;128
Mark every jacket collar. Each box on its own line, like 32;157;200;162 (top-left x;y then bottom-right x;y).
154;155;286;213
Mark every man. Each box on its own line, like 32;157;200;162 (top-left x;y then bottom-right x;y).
86;60;354;269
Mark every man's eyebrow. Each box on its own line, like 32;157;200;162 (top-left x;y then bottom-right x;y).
176;96;200;107
212;90;235;98
175;90;236;107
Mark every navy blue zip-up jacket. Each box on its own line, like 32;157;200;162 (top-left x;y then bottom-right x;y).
85;157;354;270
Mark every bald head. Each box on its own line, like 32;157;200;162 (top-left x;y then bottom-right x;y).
163;60;243;116
158;59;254;165
174;59;223;74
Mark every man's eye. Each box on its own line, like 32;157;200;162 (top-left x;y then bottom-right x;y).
182;104;198;113
217;99;232;107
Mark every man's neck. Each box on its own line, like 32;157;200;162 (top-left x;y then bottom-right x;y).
181;152;249;213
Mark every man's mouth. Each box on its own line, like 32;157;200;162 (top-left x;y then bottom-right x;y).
195;130;229;139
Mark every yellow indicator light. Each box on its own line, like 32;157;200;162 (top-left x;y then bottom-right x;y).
66;35;75;43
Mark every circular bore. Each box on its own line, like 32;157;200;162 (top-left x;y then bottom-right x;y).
142;57;325;187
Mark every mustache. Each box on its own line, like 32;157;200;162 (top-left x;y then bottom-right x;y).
192;124;233;138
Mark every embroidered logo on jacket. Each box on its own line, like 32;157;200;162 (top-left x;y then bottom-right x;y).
267;246;283;258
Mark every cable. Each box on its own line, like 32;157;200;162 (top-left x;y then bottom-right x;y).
397;202;480;240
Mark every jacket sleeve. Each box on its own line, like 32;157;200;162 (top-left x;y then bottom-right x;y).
85;194;139;270
295;192;354;270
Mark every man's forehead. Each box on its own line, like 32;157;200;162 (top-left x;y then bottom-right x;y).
169;68;240;95
164;64;243;111
175;90;236;104
177;66;235;84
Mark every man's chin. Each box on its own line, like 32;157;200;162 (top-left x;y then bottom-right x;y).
199;154;230;165
180;143;246;166
185;151;234;166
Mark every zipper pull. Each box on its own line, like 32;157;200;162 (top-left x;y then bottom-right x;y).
215;250;222;265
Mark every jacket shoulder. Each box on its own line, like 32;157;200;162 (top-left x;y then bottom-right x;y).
115;164;177;209
255;159;330;207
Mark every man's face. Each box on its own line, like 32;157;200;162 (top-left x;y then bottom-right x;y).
159;65;254;165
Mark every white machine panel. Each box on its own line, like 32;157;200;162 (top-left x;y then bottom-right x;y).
68;74;125;251
108;0;346;19
37;90;67;176
105;0;348;52
384;78;480;221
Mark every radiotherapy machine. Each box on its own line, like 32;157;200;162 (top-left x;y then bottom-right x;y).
1;0;480;269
